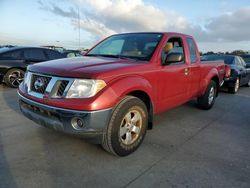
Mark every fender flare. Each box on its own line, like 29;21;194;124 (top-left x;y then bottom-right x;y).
199;68;220;96
91;75;155;129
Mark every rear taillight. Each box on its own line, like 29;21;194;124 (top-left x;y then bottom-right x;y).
225;65;231;78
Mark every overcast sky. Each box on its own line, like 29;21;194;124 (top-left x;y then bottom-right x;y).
0;0;250;52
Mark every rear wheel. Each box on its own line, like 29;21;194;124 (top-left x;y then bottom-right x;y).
197;80;217;110
228;77;240;94
3;68;24;88
102;96;148;156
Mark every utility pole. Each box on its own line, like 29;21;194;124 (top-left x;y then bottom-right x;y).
78;5;80;49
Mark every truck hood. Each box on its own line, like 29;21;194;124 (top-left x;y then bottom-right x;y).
28;56;145;79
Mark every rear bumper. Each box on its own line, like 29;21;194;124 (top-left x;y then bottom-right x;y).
18;92;112;144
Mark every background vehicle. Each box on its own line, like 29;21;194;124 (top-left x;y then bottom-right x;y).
0;45;16;48
18;32;226;156
240;54;250;66
42;45;65;53
201;55;250;93
63;50;83;58
0;46;65;87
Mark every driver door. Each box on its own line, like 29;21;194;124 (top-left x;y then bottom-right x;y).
158;37;189;111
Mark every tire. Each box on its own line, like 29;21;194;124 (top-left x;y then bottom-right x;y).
228;77;240;94
197;80;217;110
102;96;148;156
3;68;24;88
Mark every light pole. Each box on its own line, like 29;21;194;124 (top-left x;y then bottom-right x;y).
78;5;81;49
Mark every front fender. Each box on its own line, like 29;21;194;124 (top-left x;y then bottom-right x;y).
90;75;155;110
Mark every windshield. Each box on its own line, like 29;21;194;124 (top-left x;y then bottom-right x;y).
201;55;234;65
86;33;163;61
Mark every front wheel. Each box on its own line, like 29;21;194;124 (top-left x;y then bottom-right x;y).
197;80;217;110
102;96;148;156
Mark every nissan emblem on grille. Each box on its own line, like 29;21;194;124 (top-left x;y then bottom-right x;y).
34;78;44;90
28;73;72;98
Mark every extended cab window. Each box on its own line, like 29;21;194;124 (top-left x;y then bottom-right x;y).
162;37;185;64
187;38;197;63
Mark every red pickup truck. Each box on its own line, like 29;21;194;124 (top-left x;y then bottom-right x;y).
18;32;226;156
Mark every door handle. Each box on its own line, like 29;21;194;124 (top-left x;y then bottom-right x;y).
184;68;190;76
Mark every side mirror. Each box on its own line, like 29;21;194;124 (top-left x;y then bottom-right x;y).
163;52;183;65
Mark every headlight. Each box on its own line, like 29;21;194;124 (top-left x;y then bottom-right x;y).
66;79;106;98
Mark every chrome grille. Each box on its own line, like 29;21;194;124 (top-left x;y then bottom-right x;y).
56;80;69;97
30;74;51;94
27;72;73;99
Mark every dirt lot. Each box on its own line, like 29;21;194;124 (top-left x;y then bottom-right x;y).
0;84;250;188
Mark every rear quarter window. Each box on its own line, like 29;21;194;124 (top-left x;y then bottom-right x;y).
187;38;197;63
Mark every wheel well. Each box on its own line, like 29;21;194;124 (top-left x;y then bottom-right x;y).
128;91;154;130
211;76;219;96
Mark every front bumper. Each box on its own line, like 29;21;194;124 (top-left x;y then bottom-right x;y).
18;92;112;144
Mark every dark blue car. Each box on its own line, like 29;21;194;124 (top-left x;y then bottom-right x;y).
0;46;65;87
201;55;250;93
240;54;250;66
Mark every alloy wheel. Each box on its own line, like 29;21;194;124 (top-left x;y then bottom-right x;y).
119;110;142;145
235;78;240;93
208;87;215;105
8;70;24;87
